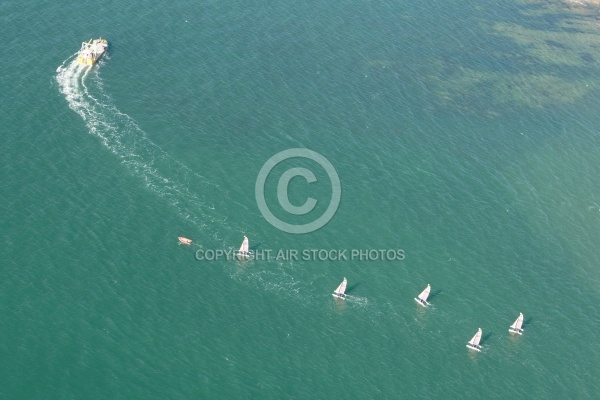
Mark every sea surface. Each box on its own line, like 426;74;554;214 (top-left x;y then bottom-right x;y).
2;0;600;398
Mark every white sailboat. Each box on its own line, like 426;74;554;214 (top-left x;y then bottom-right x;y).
466;328;483;351
237;235;250;259
332;277;347;299
509;312;524;335
414;284;431;307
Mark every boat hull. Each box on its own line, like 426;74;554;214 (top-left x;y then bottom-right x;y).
466;344;482;352
332;293;346;299
178;237;192;245
414;297;429;307
76;52;104;65
509;328;523;335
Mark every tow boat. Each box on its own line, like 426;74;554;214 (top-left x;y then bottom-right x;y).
77;38;108;65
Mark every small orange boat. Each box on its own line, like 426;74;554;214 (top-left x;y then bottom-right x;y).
178;236;192;245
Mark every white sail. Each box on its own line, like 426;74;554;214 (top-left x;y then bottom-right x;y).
468;328;482;346
509;313;524;332
239;236;249;254
417;284;431;302
333;277;347;296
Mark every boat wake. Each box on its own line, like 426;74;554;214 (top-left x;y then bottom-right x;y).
55;56;229;237
55;56;313;300
54;57;394;314
344;295;371;307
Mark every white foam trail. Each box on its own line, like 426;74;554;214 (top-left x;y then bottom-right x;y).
56;57;232;240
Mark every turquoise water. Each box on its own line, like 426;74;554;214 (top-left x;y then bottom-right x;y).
2;0;600;398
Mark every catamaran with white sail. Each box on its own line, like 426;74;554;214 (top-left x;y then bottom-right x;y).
466;328;483;351
332;277;347;299
237;235;250;259
509;312;524;335
414;284;431;307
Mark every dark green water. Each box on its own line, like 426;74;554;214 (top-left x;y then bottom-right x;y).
2;0;600;398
